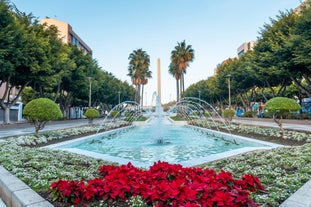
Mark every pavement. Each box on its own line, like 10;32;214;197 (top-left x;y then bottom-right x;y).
231;117;311;132
0;118;103;139
0;117;310;206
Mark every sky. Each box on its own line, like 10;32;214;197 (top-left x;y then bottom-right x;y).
11;0;301;105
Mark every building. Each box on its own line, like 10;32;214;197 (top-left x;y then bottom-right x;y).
214;58;237;76
237;41;256;57
41;18;92;55
294;0;309;14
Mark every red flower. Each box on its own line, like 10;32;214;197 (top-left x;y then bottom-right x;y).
49;161;264;206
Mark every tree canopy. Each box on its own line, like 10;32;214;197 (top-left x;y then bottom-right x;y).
184;2;311;112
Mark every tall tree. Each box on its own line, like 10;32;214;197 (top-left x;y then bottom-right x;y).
253;11;298;97
0;1;51;123
168;62;181;101
290;1;311;96
128;49;151;106
170;40;194;101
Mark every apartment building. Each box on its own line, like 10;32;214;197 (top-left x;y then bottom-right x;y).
41;18;92;55
237;41;256;58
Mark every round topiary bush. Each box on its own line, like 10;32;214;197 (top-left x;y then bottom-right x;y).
84;108;100;124
23;98;63;136
264;97;301;136
222;108;235;121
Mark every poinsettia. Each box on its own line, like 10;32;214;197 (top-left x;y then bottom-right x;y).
49;161;264;206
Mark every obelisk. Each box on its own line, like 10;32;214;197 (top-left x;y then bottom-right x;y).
157;58;161;103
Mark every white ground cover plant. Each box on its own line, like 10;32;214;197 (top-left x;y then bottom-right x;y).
200;143;311;206
0;142;113;192
5;126;98;146
193;120;311;143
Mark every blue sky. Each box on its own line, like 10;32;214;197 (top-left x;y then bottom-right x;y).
11;0;301;104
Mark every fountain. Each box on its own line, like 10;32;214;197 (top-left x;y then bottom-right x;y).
47;97;279;168
96;101;142;133
169;97;236;143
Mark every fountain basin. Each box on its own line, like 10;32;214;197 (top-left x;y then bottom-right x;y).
44;122;281;168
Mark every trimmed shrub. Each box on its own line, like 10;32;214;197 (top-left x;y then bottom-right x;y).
222;108;235;121
264;97;301;136
109;110;119;118
23;98;63;136
243;111;257;118
84;108;100;124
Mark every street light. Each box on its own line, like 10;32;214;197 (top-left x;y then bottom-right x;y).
226;74;231;107
118;91;121;104
88;77;92;108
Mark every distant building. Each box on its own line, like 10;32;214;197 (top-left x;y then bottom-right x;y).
214;58;237;76
41;18;92;55
237;41;256;57
294;0;309;14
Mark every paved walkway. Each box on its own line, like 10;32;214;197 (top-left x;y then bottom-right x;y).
0;119;103;139
0;117;310;206
231;117;311;132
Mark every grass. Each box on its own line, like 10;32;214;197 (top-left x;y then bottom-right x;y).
0;120;310;206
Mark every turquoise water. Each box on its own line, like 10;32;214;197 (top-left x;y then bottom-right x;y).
57;123;267;166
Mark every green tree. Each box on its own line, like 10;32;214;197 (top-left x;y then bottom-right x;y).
128;49;151;105
23;98;63;136
84;108;100;124
264;97;301;136
290;1;311;96
168;62;181;102
253;11;298;97
170;40;195;101
0;1;52;123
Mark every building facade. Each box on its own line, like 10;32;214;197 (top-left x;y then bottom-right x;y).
41;18;92;55
237;41;256;57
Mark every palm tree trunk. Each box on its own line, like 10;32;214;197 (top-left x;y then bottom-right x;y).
179;77;183;99
137;84;141;104
141;85;144;107
176;78;179;101
182;73;185;97
135;85;138;103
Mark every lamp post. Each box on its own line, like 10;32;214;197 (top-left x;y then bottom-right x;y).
118;91;121;104
198;90;201;105
88;77;92;108
226;74;231;107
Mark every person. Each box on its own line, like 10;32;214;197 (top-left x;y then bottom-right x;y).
252;102;258;112
258;102;264;118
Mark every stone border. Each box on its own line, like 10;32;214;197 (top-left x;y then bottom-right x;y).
280;179;311;207
0;166;53;207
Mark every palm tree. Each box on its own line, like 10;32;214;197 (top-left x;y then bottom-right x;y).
128;49;151;106
170;40;195;101
168;62;181;101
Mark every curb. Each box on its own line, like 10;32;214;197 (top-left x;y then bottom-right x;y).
0;166;53;207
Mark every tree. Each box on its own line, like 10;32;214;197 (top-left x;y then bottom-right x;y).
264;97;301;137
23;98;63;136
290;1;311;96
84;108;100;124
128;49;151;106
168;62;181;102
0;2;53;123
254;11;298;97
171;40;194;101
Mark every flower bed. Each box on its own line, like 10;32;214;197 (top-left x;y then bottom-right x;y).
191;120;311;144
50;161;264;207
0;121;310;206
